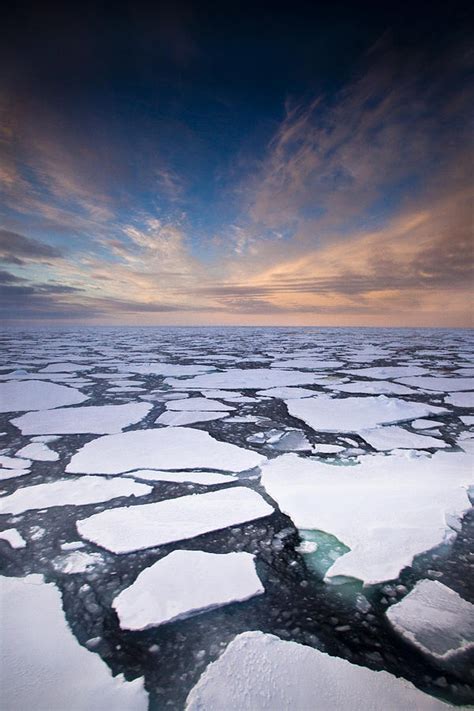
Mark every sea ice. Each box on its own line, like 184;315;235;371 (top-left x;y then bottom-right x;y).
260;451;472;584
113;550;264;629
343;366;429;379
11;402;152;435
124;469;235;485
270;358;343;369
0;455;32;469
0;380;88;412
40;362;93;372
0;528;26;548
286;394;446;433
411;419;443;429
15;442;59;461
155;410;228;426
255;386;316;399
386;580;474;665
328;380;417;395
0;574;148;711
460;416;474;426
77;487;274;553
164;368;327;390
52;551;104;574
66;427;265;474
166;397;234;411
0;477;152;515
445;392;474;408
185;631;450;710
359;426;448;451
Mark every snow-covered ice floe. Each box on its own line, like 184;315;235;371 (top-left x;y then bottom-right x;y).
11;402;152;435
113;550;264;629
395;376;474;392
0;528;26;548
359;426;449;450
445;392;474;408
0;379;88;412
386;580;474;667
0;477;152;515
164;368;328;390
0;574;147;711
286;394;446;433
155;410;228;426
77;487;274;553
165;397;234;411
66;427;265;474
15;442;59;461
185;631;451;710
260;451;472;584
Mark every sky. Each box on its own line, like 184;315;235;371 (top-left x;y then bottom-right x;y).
0;0;472;327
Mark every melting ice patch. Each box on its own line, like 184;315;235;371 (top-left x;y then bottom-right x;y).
113;550;264;629
260;451;472;584
185;631;450;711
77;487;274;553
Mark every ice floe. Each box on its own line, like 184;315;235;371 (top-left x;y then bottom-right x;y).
77;487;274;553
66;427;265;474
344;366;429;379
124;469;235;485
113;550;264;629
0;379;88;412
164;368;327;390
0;528;26;548
185;631;450;710
155;410;228;426
327;380;418;395
11;402;152;435
359;426;448;450
260;451;472;584
52;551;104;574
0;574;148;711
15;442;59;461
0;477;152;515
166;397;234;411
411;419;443;429
445;392;474;408
386;579;474;666
286;394;446;433
270;358;343;369
396;376;474;392
256;386;316;399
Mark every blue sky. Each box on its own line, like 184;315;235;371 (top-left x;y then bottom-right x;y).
0;1;472;326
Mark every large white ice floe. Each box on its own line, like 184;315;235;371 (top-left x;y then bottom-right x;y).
165;397;234;411
0;528;26;548
0;574;148;711
0;380;88;412
386;579;474;667
15;442;59;461
445;392;474;408
0;477;152;515
40;362;93;372
113;550;264;629
66;427;265;474
396;376;474;392
77;487;274;553
286;394;446;433
270;358;343;369
11;402;152;435
115;362;214;376
155;410;228;426
164;368;327;390
185;630;450;711
260;451;472;584
359;426;449;451
327;380;418;395
343;366;429;379
256;386;316;399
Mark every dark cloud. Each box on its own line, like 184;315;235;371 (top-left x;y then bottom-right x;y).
0;229;63;263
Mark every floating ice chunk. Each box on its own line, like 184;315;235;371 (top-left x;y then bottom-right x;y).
116;363;214;376
0;455;32;469
11;402;152;435
256;386;316;399
165;369;327;390
0;477;152;515
260;451;472;584
77;487;274;553
113;550;264;629
386;580;474;666
185;631;450;711
66;427;265;474
360;426;448;451
312;444;346;454
271;358;343;369
0;468;30;481
52;551;104;574
411;419;443;429
344;366;429;379
224;415;266;423
155;410;228;426
0;380;88;412
460;416;474;426
166;397;234;411
445;392;474;408
0;574;148;711
287;395;446;433
16;442;59;461
0;528;26;548
125;469;235;485
396;376;474;392
40;362;93;372
328;380;417;395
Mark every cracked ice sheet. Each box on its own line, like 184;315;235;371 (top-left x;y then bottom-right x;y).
113;550;264;630
359;426;449;451
0;380;88;412
396;376;474;392
164;368;329;390
286;394;446;433
124;469;235;485
66;427;265;474
0;477;152;515
0;574;147;711
260;451;472;585
155;410;228;426
386;580;474;666
77;487;274;553
185;631;450;711
11;402;152;435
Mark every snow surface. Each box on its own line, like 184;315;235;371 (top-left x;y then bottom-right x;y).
0;477;152;515
0;574;148;711
66;427;265;474
386;580;474;664
11;402;152;435
77;487;274;553
359;426;448;451
0;379;88;412
260;451;472;584
164;368;328;390
113;550;264;629
185;631;450;711
286;395;446;433
0;528;26;548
